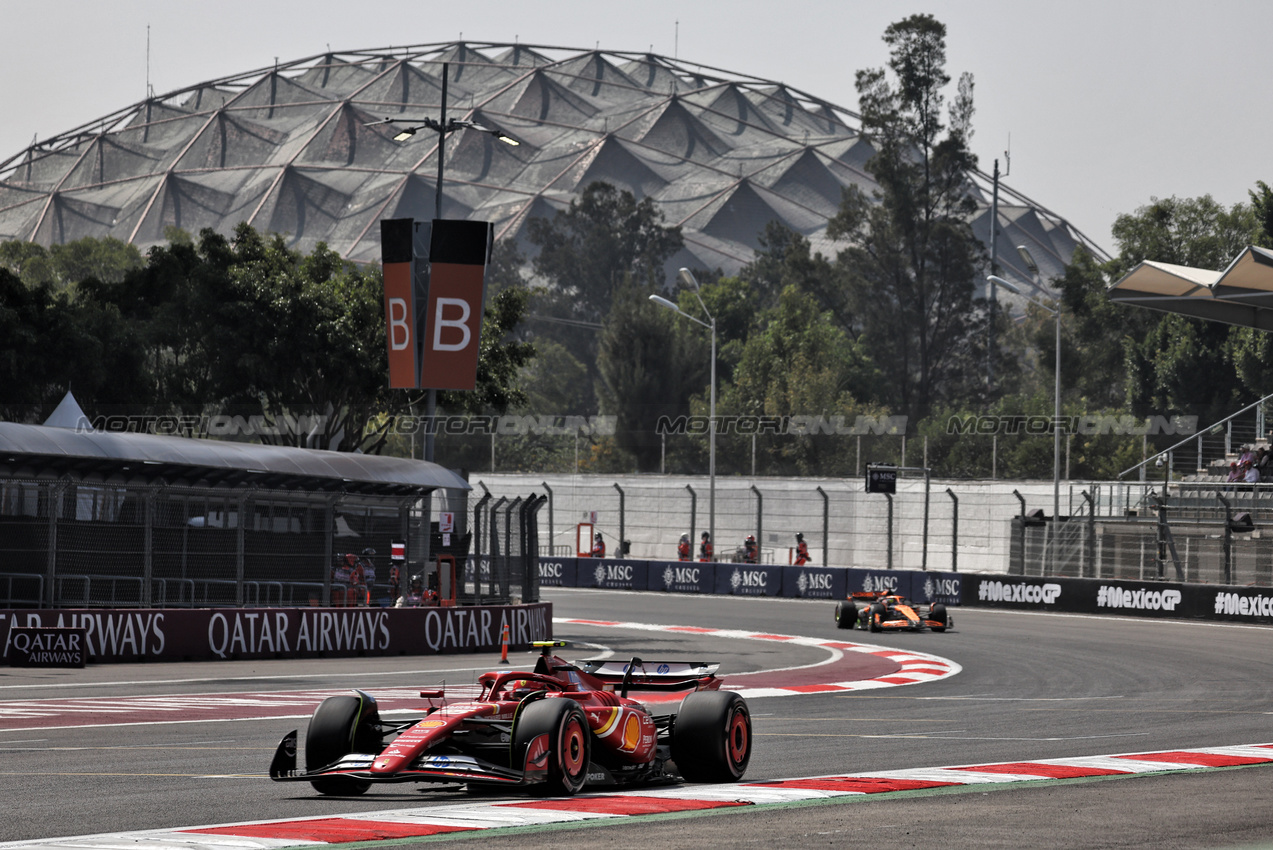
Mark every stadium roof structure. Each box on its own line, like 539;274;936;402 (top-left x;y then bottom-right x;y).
0;41;1105;282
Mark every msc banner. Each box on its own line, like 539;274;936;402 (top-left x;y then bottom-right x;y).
781;566;847;600
648;561;716;593
715;564;784;596
0;604;552;664
537;557;578;587
578;558;648;591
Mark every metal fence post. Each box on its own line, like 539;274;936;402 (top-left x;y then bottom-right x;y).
750;484;762;560
143;486;155;607
613;483;624;556
946;487;958;572
815;485;829;567
1218;493;1233;585
1082;490;1095;578
885;492;894;570
541;481;553;556
685;484;696;551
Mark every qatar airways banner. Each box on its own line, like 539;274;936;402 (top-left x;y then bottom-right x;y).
0;604;551;664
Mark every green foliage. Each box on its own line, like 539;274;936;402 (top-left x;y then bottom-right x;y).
827;13;986;420
0;236;144;291
0;225;534;455
596;282;709;471
526;181;683;404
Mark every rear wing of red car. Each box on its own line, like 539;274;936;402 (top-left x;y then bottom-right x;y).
577;659;721;693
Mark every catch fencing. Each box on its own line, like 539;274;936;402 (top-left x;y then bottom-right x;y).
473;473;1273;589
0;478;466;609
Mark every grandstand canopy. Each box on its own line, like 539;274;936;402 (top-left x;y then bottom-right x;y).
0;421;469;495
0;42;1104;283
1108;246;1273;332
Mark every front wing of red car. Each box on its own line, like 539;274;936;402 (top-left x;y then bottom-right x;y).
269;730;542;788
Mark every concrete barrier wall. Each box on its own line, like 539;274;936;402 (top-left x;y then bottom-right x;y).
544;556;1273;626
541;556;963;606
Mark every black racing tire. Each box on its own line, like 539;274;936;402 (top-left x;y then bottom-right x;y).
306;694;376;796
672;690;752;783
931;603;949;632
513;698;591;796
868;602;885;632
834;600;857;630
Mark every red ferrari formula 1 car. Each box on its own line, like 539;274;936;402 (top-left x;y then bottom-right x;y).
834;591;951;633
269;641;751;796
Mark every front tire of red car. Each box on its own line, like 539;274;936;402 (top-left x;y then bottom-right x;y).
306;695;375;796
673;690;751;782
514;698;591;796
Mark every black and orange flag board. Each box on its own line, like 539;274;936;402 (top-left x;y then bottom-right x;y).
421;220;492;391
380;218;418;389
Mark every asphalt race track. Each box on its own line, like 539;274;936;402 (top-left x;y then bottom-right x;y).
4;588;1273;849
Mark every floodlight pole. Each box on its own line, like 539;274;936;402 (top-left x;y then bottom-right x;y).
988;271;1061;576
369;61;519;463
649;271;717;555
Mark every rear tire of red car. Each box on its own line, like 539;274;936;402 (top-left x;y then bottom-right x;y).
306;695;375;796
931;603;949;632
672;690;751;782
514;698;591;796
834;600;857;629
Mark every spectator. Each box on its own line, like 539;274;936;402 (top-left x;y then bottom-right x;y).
1240;445;1257;467
794;532;811;565
677;533;691;561
1258;447;1270;475
1245;461;1261;484
699;531;713;562
396;574;425;607
591;532;606;558
1227;462;1242;483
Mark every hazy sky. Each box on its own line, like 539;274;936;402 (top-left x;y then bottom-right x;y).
1;0;1267;256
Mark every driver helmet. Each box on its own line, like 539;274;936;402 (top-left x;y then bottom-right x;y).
745;535;756;543
680;533;689;543
362;547;376;556
701;531;710;540
595;532;603;541
510;679;546;699
795;532;804;542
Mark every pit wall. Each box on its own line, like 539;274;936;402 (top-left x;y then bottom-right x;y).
546;557;1273;627
0;603;552;664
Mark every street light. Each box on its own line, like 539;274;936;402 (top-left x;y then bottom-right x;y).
649;268;717;556
364;62;519;464
988;266;1061;575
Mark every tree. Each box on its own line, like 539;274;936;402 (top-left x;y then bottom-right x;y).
715;285;882;476
827;14;986;421
595;282;708;471
526;181;683;404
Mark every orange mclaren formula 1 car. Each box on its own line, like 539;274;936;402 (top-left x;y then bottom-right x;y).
269;641;751;796
834;591;951;632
